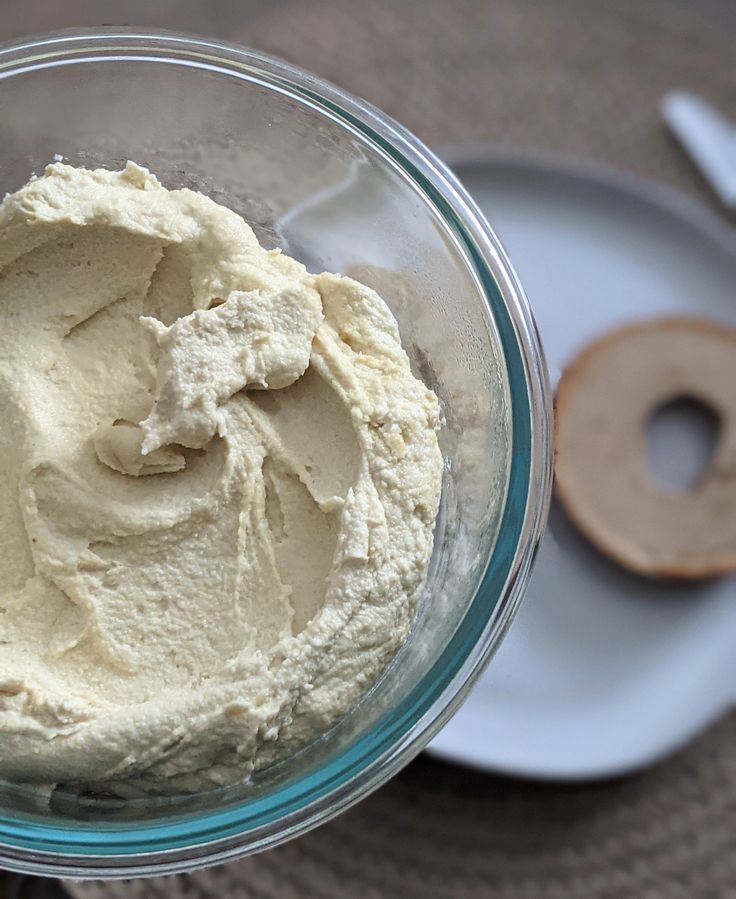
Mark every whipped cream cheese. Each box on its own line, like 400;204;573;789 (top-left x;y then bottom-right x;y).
0;163;442;792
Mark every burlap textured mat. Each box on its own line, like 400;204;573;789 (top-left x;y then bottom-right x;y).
63;716;736;898
1;0;731;895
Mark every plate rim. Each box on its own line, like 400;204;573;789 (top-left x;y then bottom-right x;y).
439;144;736;253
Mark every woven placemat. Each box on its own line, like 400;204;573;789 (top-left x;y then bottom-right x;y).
64;716;736;898
1;0;732;895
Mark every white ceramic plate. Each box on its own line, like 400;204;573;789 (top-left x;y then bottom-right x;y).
428;149;736;780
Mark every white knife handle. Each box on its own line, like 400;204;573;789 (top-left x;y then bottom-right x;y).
662;90;736;212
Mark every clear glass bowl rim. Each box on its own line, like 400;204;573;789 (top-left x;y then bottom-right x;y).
0;27;552;878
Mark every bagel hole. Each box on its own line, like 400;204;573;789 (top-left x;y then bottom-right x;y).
646;395;720;491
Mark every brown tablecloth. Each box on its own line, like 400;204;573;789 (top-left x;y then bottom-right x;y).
1;0;735;896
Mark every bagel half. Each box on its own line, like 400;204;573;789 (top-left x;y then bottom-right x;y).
554;316;736;579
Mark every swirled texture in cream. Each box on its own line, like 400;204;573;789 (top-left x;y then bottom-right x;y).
0;163;442;793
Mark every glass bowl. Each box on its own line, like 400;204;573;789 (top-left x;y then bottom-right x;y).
0;29;551;878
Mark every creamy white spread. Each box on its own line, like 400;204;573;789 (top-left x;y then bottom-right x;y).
0;163;442;793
